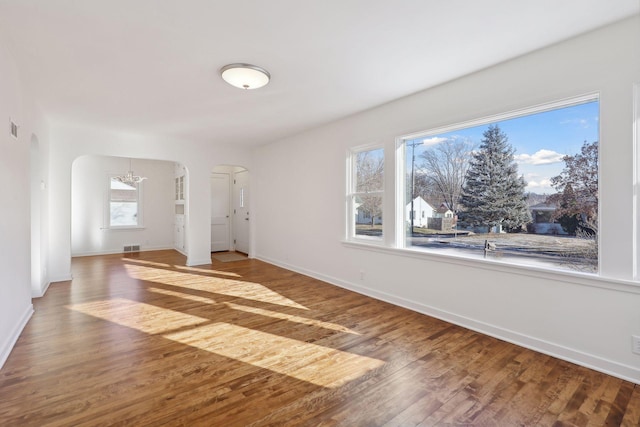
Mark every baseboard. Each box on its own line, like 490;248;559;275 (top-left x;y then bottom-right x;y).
0;304;33;370
32;279;52;298
49;274;73;283
72;245;174;257
186;257;213;267
256;254;640;385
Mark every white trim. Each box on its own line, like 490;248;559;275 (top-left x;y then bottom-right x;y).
106;173;144;229
102;226;146;231
0;304;33;370
390;93;603;280
634;82;640;280
347;146;385;242
32;280;52;298
186;257;213;267
71;245;173;257
395;140;408;248
49;274;73;283
256;254;640;384
399;92;599;141
342;240;640;294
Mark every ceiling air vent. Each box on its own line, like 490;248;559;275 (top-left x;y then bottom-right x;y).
10;120;18;139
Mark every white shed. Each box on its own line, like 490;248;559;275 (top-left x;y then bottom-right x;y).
406;196;435;227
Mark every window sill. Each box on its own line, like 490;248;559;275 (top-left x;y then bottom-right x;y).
350;235;385;245
103;226;146;231
342;240;640;295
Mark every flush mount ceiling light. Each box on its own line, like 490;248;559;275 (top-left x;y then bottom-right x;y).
220;63;270;90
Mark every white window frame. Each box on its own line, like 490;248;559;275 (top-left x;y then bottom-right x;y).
347;145;385;243
396;93;600;271
635;82;640;280
107;174;144;229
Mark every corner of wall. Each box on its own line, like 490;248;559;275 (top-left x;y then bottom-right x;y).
0;304;33;370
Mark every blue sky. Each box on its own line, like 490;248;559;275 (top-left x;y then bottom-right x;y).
408;100;599;194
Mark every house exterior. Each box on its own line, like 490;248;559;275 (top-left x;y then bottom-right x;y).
529;202;567;235
356;207;382;225
435;203;455;219
406;196;435;227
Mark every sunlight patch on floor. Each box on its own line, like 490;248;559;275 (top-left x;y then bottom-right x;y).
174;265;241;277
68;298;208;335
186;279;309;310
120;258;172;268
122;258;241;277
225;302;360;335
68;298;382;388
147;287;217;304
123;264;308;310
164;323;384;388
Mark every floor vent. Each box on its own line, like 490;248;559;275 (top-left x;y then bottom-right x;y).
123;244;141;253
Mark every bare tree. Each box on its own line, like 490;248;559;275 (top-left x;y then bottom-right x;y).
547;140;598;271
413;172;442;207
356;150;384;227
548;140;598;232
419;137;474;213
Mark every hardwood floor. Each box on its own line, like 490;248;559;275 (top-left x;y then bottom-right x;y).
1;250;638;426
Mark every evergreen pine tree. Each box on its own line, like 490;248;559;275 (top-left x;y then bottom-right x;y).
459;125;531;232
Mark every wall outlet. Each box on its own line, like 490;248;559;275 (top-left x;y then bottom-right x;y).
359;270;365;280
632;335;640;355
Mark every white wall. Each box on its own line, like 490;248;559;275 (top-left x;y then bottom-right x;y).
48;124;253;281
254;16;640;383
71;156;175;256
0;34;49;367
30;133;50;297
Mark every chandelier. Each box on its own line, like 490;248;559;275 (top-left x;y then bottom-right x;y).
113;159;146;186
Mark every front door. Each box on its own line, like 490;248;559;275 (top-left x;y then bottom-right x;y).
233;170;250;254
211;173;230;252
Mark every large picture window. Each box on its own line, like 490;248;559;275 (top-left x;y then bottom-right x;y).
349;147;384;240
400;96;599;273
109;177;143;228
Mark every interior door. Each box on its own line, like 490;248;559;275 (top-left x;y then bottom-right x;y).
211;173;230;252
233;170;250;254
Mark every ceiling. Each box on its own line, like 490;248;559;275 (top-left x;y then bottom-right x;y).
0;0;638;147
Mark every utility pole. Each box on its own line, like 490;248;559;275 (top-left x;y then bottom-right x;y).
407;140;422;238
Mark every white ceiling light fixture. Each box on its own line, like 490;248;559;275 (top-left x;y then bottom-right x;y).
220;63;270;90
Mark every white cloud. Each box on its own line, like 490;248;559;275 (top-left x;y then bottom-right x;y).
526;178;552;189
524;175;555;193
422;136;447;145
560;118;591;128
515;149;564;165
